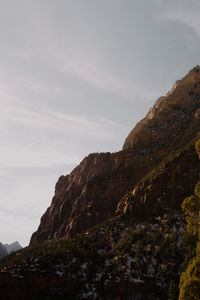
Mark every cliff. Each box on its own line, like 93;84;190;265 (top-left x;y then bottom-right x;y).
30;66;200;245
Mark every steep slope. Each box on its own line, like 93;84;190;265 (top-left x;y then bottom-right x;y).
0;213;192;300
117;139;200;218
30;151;155;245
30;66;200;245
123;66;200;157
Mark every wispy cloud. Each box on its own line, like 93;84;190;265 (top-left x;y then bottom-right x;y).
0;89;126;168
58;54;126;95
1;99;120;138
50;49;159;100
158;4;200;39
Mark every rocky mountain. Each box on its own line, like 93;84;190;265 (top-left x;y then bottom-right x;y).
0;242;22;260
4;241;22;254
30;66;200;246
0;243;7;259
1;66;200;299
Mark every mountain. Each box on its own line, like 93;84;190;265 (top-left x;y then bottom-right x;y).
30;66;200;246
0;243;7;259
0;242;22;260
1;66;200;299
4;241;22;254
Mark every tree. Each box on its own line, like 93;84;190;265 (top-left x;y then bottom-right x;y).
168;281;178;300
135;239;144;264
182;193;200;237
179;139;200;299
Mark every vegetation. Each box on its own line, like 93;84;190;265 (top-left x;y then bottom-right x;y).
179;140;200;299
0;211;194;299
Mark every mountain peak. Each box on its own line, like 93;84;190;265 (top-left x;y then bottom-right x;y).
123;66;200;152
4;241;22;254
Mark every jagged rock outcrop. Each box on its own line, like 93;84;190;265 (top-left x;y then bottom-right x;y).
30;66;200;245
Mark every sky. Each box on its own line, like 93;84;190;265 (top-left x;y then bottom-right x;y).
1;0;200;247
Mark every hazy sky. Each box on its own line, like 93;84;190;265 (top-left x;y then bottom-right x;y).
1;0;200;246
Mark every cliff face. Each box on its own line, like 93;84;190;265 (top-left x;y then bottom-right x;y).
30;66;200;245
30;150;153;244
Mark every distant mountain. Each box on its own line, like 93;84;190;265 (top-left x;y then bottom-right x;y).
4;241;22;254
0;243;7;259
0;241;22;260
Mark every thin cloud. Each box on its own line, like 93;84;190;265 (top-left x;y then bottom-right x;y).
58;54;125;95
1;101;120;138
56;52;159;100
158;5;200;39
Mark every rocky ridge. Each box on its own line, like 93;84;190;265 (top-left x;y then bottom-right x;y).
4;242;22;254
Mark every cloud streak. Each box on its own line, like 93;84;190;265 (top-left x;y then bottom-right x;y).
158;3;200;39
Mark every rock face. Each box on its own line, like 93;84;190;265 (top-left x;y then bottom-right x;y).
30;66;200;245
30;150;153;244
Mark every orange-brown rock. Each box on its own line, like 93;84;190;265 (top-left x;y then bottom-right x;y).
30;150;153;244
123;66;200;158
30;66;200;245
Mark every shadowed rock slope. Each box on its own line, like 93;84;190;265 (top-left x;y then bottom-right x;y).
30;66;200;246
